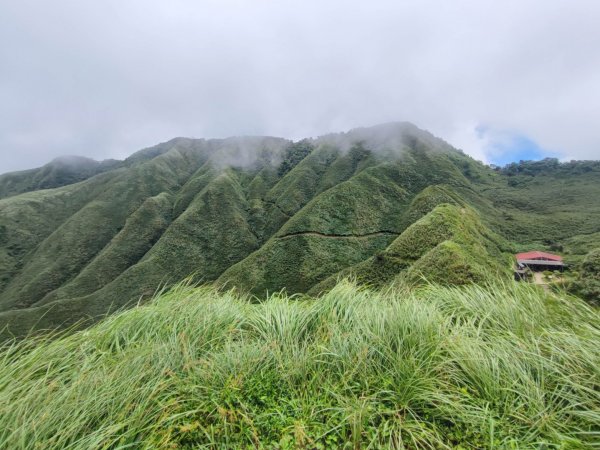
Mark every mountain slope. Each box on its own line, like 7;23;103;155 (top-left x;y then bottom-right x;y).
0;156;121;200
0;123;599;338
308;203;510;294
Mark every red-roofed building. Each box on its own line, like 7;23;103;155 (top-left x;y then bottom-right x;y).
515;251;564;272
516;251;563;262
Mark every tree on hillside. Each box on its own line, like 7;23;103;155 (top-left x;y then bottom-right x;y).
277;140;314;177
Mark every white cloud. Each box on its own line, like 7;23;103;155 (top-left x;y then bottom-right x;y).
1;0;599;172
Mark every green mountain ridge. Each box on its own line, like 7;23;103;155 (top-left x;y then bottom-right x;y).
0;155;122;199
1;122;599;338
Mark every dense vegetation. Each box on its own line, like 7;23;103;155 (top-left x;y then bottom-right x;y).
1;281;598;449
567;248;600;306
0;123;599;338
498;157;600;177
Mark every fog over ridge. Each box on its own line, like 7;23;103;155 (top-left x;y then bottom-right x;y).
1;0;599;172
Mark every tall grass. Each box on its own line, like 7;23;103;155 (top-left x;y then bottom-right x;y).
0;281;598;449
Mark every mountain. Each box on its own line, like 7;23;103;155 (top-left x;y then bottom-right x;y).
1;122;599;338
0;156;121;199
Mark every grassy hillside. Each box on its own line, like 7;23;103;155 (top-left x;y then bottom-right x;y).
479;159;600;262
0;123;599;338
0;156;121;199
0;281;598;449
309;203;510;294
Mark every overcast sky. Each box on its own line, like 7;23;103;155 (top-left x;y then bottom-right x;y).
1;0;599;173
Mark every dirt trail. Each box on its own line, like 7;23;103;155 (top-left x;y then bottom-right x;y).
533;272;549;291
276;230;399;240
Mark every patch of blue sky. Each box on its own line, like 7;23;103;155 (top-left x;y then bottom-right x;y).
476;125;560;166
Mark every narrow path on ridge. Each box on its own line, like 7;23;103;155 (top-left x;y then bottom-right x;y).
276;230;400;240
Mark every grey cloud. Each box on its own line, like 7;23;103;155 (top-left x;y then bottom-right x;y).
1;0;599;173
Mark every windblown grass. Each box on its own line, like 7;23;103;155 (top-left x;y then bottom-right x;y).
0;281;598;449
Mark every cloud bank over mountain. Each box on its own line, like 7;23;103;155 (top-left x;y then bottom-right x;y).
1;0;599;172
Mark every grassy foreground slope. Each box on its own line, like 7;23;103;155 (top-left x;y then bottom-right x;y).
1;281;598;449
